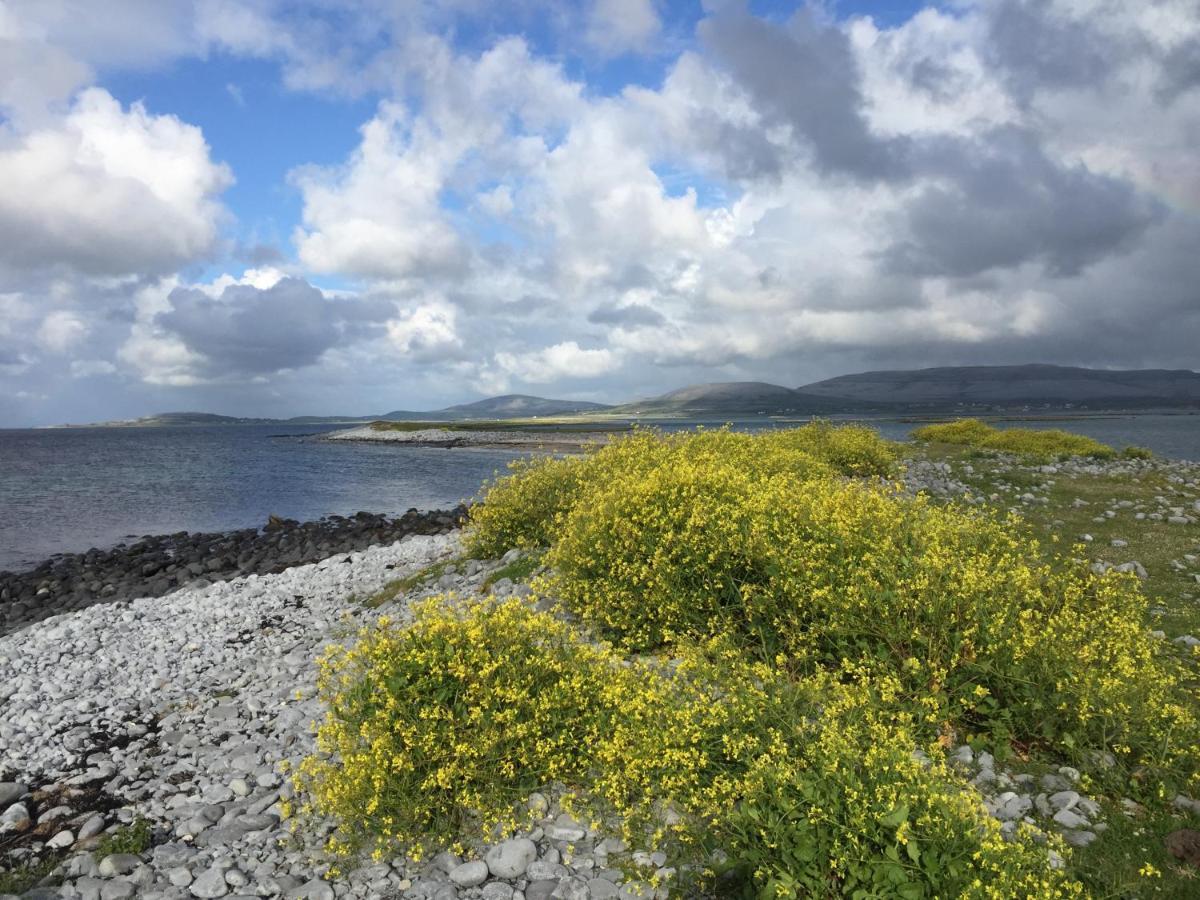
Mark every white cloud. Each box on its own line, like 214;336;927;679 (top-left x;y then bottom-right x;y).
586;0;662;56
0;88;232;275
386;301;461;358
36;310;87;352
492;341;619;385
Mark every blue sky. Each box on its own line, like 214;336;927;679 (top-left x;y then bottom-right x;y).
0;0;1197;425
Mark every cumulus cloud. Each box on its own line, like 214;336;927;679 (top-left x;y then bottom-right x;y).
36;310;87;352
120;273;390;385
491;341;619;386
0;88;232;275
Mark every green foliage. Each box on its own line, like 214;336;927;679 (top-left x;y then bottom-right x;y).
95;817;152;857
297;598;620;861
912;418;1115;460
482;551;543;589
304;423;1199;897
1119;445;1154;460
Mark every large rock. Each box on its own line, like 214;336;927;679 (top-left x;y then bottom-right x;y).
449;860;489;887
485;838;538;879
0;782;26;807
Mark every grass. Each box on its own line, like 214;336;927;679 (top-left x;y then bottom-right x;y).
913;417;1117;459
481;552;542;590
1072;801;1200;898
361;555;464;608
94;817;153;858
368;418;628;434
906;442;1200;896
0;855;60;894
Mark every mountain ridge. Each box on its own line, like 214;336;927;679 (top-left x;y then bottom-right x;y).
64;365;1200;426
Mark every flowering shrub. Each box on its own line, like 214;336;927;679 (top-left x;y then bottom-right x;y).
912;418;1115;459
758;419;899;477
302;613;1077;895
548;468;1198;770
715;671;1082;899
466;423;885;555
466;455;584;556
296;598;619;859
304;424;1196;897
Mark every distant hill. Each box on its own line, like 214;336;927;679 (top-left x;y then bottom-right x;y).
797;364;1200;409
609;381;883;417
74;367;1200;428
382;394;612;420
85;395;612;427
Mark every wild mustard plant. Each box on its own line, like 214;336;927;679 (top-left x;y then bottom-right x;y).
296;598;620;860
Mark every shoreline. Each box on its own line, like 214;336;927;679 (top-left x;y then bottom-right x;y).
321;424;618;452
0;507;466;639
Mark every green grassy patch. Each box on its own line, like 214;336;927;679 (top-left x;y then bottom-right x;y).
94;817;152;858
0;855;60;895
368;418;628;434
482;552;543;590
361;556;464;608
913;417;1118;460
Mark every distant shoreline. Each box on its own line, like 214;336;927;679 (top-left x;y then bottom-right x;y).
322;424;619;451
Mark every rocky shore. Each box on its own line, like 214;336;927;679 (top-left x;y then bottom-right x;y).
323;426;614;452
0;509;467;638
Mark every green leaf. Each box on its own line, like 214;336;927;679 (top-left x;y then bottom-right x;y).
881;803;910;828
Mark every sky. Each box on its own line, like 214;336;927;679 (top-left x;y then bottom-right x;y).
1;0;1198;426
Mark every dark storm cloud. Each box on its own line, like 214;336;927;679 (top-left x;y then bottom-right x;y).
698;6;908;181
983;0;1116;101
157;277;389;376
587;302;666;327
884;128;1161;278
1158;38;1200;102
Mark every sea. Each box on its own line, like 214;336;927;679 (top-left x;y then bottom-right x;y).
1;413;1198;573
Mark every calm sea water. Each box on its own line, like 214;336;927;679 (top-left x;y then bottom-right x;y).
1;414;1197;572
0;425;521;572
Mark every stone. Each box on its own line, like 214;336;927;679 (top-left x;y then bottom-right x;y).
482;884;515;900
1062;829;1098;848
1048;790;1080;811
587;880;620;900
526;881;560;900
189;867;230;898
486;838;538;879
286;879;334;900
0;801;31;833
0;782;26;807
98;854;141;877
78;814;107;840
1165;829;1200;868
546;814;587;842
449;861;489;887
551;877;591;900
1053;808;1089;830
101;881;136;900
168;867;194;887
47;828;75;848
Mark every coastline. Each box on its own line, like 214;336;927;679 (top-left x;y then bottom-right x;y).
0;507;466;639
321;424;618;452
